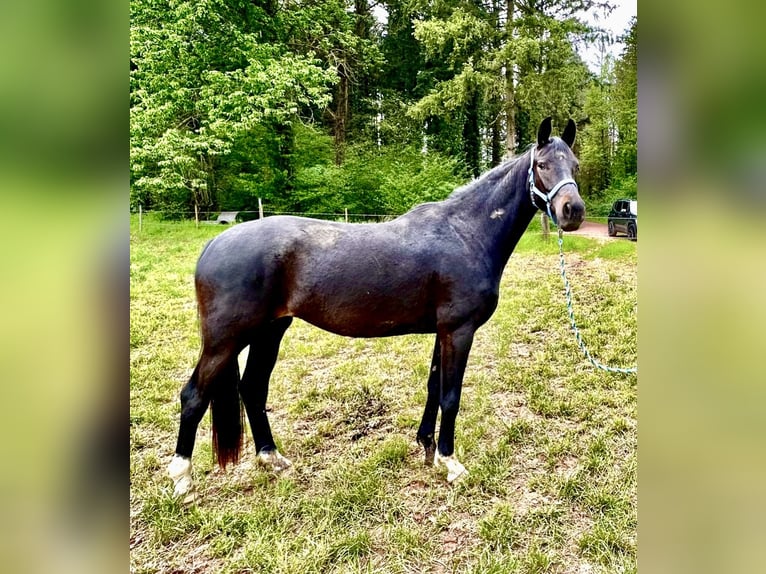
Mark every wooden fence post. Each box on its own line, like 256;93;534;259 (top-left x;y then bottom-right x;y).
258;197;264;219
345;208;348;223
138;204;142;233
541;213;549;241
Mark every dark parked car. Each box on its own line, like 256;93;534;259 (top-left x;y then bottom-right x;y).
608;199;637;240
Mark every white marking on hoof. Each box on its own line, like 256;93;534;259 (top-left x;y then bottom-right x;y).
434;450;468;483
168;455;196;503
257;449;292;472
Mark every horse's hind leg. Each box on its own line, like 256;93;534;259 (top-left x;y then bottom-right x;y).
169;342;241;503
239;317;293;472
416;335;441;465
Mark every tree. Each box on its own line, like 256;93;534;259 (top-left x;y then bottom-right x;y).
129;0;634;220
130;0;335;214
611;17;637;179
282;0;382;165
409;0;499;176
504;0;604;150
577;17;637;201
578;58;615;197
408;0;605;176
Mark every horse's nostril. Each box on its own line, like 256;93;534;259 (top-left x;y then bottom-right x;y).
564;202;572;218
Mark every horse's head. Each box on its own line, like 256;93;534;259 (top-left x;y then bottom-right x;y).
530;117;585;232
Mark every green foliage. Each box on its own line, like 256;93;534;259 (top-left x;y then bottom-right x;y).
611;17;637;180
510;9;594;146
130;0;336;212
408;0;599;177
130;0;636;220
578;17;637;199
578;63;615;198
289;139;468;216
214;123;293;212
588;173;638;218
377;147;468;213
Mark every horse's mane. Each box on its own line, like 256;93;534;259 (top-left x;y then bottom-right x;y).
396;145;534;221
443;145;533;205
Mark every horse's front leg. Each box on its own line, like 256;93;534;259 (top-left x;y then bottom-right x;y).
435;325;475;483
416;335;441;464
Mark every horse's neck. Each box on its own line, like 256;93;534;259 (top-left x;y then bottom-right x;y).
447;154;537;276
492;172;537;274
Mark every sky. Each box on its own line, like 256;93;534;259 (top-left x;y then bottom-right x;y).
577;0;637;72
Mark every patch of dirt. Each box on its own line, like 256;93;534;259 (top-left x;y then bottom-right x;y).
513;487;555;516
565;220;612;240
510;342;531;358
342;390;390;441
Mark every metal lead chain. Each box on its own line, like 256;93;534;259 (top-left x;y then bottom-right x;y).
557;228;637;374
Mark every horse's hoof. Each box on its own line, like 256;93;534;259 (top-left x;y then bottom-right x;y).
434;450;468;483
417;435;436;466
168;455;196;502
423;444;436;466
257;449;292;472
179;488;197;505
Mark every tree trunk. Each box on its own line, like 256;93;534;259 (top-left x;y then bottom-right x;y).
463;90;481;177
491;116;502;166
505;0;516;156
196;152;214;211
273;120;294;193
334;61;349;166
354;0;370;38
490;0;502;166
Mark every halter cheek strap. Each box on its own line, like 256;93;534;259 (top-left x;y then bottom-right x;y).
528;147;577;225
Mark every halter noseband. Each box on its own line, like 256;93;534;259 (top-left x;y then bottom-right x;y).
528;146;578;225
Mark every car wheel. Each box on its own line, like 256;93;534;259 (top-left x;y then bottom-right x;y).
608;221;616;237
627;223;637;241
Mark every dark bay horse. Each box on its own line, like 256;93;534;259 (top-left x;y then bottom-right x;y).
168;117;585;501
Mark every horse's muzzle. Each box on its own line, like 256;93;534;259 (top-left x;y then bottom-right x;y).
554;187;585;231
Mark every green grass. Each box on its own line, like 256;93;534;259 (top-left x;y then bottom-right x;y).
130;215;636;573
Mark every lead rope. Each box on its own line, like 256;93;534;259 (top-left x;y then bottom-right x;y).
557;228;638;374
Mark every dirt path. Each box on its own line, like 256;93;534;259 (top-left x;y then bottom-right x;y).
565;220;614;240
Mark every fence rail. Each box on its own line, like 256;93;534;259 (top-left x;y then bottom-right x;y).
131;208;398;223
130;208;614;224
130;209;621;242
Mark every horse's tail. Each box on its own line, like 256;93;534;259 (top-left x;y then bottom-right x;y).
197;238;245;467
210;358;245;468
195;238;244;468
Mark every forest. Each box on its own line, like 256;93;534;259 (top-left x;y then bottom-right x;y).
130;0;636;219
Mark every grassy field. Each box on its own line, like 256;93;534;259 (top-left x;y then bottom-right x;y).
130;215;637;574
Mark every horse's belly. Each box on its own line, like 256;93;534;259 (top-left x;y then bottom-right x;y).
303;315;435;338
282;232;440;337
288;290;435;338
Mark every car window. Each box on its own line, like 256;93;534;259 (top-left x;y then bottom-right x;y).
629;201;637;215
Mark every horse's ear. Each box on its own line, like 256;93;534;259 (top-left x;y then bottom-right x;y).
562;119;576;148
537;116;552;147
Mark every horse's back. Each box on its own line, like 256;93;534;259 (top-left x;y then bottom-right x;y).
194;214;450;338
197;213;445;275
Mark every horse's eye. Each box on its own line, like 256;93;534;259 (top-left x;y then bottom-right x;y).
537;162;547;170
